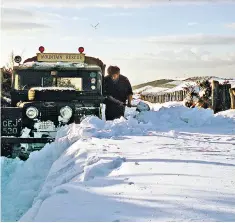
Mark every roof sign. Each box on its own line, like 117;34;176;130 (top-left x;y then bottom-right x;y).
37;53;85;63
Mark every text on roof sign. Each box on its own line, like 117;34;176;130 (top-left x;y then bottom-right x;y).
37;53;85;62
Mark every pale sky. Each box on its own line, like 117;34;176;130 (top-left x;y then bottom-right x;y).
1;0;235;85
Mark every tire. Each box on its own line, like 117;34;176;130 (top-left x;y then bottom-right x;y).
1;144;13;158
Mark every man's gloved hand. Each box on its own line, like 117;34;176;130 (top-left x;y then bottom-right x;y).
107;96;125;107
120;102;125;107
116;100;124;107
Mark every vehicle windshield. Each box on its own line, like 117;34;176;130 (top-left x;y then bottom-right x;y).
15;69;102;91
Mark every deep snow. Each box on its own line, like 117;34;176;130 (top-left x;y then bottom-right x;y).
1;102;235;222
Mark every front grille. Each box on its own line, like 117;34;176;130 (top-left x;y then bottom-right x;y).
38;121;55;130
40;106;58;120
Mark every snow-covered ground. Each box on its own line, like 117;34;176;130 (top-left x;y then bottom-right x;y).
1;102;235;222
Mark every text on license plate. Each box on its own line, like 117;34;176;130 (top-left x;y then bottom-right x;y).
2;119;21;135
36;121;56;131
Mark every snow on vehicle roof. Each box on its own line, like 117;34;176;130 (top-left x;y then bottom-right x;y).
23;61;85;67
16;62;101;70
31;87;75;91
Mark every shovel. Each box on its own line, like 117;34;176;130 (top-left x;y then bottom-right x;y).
106;96;150;112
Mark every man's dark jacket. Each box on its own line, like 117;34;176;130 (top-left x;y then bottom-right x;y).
104;74;133;120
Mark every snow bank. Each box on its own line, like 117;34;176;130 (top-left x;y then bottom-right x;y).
1;136;73;222
66;104;234;137
18;140;125;222
1;103;235;221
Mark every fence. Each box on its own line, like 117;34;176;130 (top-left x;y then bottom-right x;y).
141;90;188;103
141;81;234;113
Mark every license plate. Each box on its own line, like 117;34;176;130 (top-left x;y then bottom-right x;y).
35;121;56;131
2;119;21;136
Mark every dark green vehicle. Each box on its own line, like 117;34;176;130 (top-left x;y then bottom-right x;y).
1;47;107;159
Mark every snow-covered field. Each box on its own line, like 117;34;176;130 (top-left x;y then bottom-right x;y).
1;102;235;222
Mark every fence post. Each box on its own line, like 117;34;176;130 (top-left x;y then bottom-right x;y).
176;92;179;101
180;90;183;101
183;91;186;99
212;80;220;113
224;84;231;110
230;88;235;109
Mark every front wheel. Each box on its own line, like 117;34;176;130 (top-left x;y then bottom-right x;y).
1;143;13;158
1;143;28;160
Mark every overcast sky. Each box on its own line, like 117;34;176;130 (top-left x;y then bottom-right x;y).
1;0;235;84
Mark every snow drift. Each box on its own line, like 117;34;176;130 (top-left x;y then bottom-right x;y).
1;102;235;222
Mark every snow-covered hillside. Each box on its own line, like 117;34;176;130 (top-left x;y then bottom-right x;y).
136;78;235;96
133;86;154;94
141;87;170;96
1;103;235;222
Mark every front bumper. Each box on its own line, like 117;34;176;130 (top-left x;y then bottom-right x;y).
1;136;54;144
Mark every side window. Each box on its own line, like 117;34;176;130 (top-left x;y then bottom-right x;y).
43;74;53;87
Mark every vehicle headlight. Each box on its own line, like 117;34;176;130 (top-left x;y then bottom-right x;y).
26;107;39;119
60;106;73;120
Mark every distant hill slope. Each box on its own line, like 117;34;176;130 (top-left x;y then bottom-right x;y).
184;76;232;82
133;79;175;90
133;76;235;91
